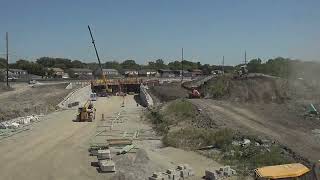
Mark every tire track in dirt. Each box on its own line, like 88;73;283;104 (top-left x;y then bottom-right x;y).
190;99;320;162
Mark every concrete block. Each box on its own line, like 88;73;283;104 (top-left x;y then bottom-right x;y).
149;172;168;180
97;149;111;160
177;164;194;178
164;169;179;180
98;159;115;172
205;170;218;180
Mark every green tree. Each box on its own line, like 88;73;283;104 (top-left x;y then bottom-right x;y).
168;61;181;70
0;58;6;68
247;58;263;73
121;60;139;69
155;59;167;69
104;61;121;70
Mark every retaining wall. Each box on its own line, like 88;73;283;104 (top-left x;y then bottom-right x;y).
140;84;154;107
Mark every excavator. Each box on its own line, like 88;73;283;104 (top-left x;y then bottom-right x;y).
88;25;112;96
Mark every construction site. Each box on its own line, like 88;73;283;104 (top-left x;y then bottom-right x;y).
0;65;320;180
2;1;320;179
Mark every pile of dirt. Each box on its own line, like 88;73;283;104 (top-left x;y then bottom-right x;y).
203;76;290;103
148;82;189;102
111;149;162;180
0;83;71;122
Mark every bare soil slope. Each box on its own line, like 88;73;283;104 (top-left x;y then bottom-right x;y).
191;99;320;163
148;82;189;102
0;83;71;121
203;76;290;103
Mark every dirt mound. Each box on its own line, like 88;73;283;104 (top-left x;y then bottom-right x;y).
112;149;161;180
204;76;289;103
149;82;189;102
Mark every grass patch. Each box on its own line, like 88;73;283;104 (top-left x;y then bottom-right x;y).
163;127;233;150
163;127;292;175
206;76;230;98
165;99;197;120
147;108;169;135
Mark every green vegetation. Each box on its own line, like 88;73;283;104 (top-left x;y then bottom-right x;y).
2;55;318;79
246;57;290;77
147;98;292;175
147;99;197;135
206;76;230;98
163;128;233;150
221;144;292;175
166;99;196;120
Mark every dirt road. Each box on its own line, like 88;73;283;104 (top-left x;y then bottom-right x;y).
0;94;221;180
191;99;320;162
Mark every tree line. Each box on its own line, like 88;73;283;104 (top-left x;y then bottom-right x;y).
0;57;233;76
1;56;318;78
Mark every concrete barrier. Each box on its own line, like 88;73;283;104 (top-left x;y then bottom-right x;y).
140;84;154;107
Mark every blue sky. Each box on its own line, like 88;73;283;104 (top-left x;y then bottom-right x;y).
1;0;320;65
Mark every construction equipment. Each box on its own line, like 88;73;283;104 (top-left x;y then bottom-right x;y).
254;163;319;180
77;100;96;122
88;25;112;96
233;65;248;79
188;88;201;98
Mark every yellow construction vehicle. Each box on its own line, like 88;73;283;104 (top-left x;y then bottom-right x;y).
77;100;96;122
254;163;318;180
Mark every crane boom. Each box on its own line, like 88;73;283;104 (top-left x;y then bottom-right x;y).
88;25;103;72
87;25;107;84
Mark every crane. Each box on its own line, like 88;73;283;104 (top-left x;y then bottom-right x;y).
88;25;111;95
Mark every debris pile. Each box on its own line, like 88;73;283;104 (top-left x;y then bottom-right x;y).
0;115;42;129
205;166;236;180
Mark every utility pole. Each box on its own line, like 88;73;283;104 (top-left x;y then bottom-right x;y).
181;48;184;82
222;56;225;73
6;32;9;87
244;50;247;65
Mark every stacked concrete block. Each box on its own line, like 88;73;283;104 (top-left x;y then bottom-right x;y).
219;166;236;176
148;172;169;180
205;166;236;180
97;149;112;160
98;159;116;172
164;169;180;180
176;164;194;179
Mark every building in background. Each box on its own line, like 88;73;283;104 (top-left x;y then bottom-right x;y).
93;68;120;78
158;69;175;78
190;69;203;77
0;68;28;81
47;67;64;78
138;69;157;77
68;68;93;79
122;69;139;77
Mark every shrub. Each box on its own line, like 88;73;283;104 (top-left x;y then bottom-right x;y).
207;77;230;98
166;99;196;120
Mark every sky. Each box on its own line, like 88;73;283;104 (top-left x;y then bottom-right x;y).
0;0;320;65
